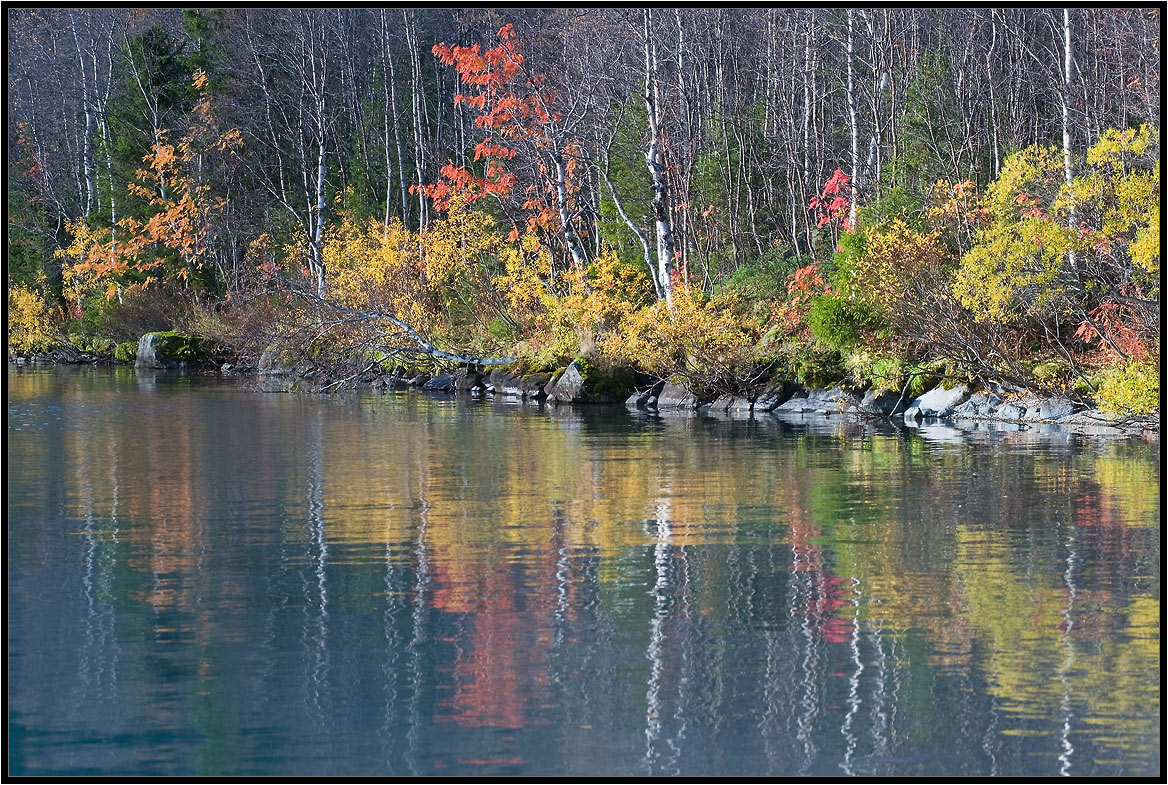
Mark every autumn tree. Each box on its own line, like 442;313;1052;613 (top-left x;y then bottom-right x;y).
428;23;589;272
58;71;241;307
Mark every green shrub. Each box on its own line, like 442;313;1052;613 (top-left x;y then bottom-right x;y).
114;341;139;363
1093;358;1159;415
716;246;805;300
574;354;636;399
807;294;884;352
487;317;515;341
845;350;906;391
780;345;846;389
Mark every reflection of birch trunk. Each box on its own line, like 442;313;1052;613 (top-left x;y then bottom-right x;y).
840;576;864;776
75;443;120;701
869;621;889;764
405;441;432;776
1057;525;1078;776
643;502;671;774
303;415;330;719
380;485;404;762
793;543;819;773
78;451;98;696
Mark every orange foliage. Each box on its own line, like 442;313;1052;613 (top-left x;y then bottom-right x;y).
426;24;578;242
59;71;241;299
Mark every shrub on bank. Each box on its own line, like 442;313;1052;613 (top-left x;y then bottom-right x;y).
1093;358;1159;415
7;283;63;355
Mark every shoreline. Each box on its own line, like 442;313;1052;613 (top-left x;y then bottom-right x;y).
10;353;1158;439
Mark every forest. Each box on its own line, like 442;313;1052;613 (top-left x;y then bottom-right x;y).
6;7;1161;414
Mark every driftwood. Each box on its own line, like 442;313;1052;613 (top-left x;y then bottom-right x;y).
284;288;517;368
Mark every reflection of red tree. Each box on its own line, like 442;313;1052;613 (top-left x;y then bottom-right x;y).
432;539;560;728
1065;487;1132;641
790;504;855;645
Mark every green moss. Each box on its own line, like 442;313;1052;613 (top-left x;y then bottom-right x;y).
114;341;139;363
152;331;211;362
574;355;636;399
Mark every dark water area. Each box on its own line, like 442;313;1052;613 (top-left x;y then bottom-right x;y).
6;366;1160;777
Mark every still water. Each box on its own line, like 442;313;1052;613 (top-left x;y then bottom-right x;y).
7;366;1160;777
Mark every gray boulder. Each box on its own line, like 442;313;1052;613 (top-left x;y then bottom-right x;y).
1022;397;1078;422
702;394;736;412
138;332;207;370
486;369;549;398
548;361;587;402
726;396;753;413
626;380;665;409
520;374;551;399
655;381;705;409
777;386;861;414
453;367;484;391
545;360;628;404
487;369;521;395
754;382;797;412
422;373;455;391
951;392;1004;418
996;402;1028;420
908;383;971;416
858;388;909;417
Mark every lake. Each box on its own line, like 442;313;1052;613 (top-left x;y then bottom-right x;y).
6;366;1160;777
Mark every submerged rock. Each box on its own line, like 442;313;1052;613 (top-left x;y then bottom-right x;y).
626;380;666;409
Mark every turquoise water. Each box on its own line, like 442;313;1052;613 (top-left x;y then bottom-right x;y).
7;366;1160;776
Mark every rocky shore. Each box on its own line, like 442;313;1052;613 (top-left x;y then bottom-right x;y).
11;333;1159;438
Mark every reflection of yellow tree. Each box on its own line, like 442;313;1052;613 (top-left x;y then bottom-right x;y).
1090;447;1159;529
954;523;1160;762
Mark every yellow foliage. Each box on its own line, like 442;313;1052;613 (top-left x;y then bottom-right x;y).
323;213;431;340
608;288;755;387
953;218;1074;322
559;251;652;349
982;145;1065;221
1092;356;1159;415
420;194;500;291
1064;125;1160;280
7;282;63;353
854;219;948;312
954;126;1159;333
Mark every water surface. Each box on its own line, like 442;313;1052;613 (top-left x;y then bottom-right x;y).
7;366;1160;776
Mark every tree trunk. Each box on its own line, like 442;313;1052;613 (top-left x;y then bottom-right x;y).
846;10;860;228
644;10;676;307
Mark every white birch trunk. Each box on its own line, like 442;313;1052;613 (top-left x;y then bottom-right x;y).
846;10;859;228
644;9;675;308
1061;9;1078;275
